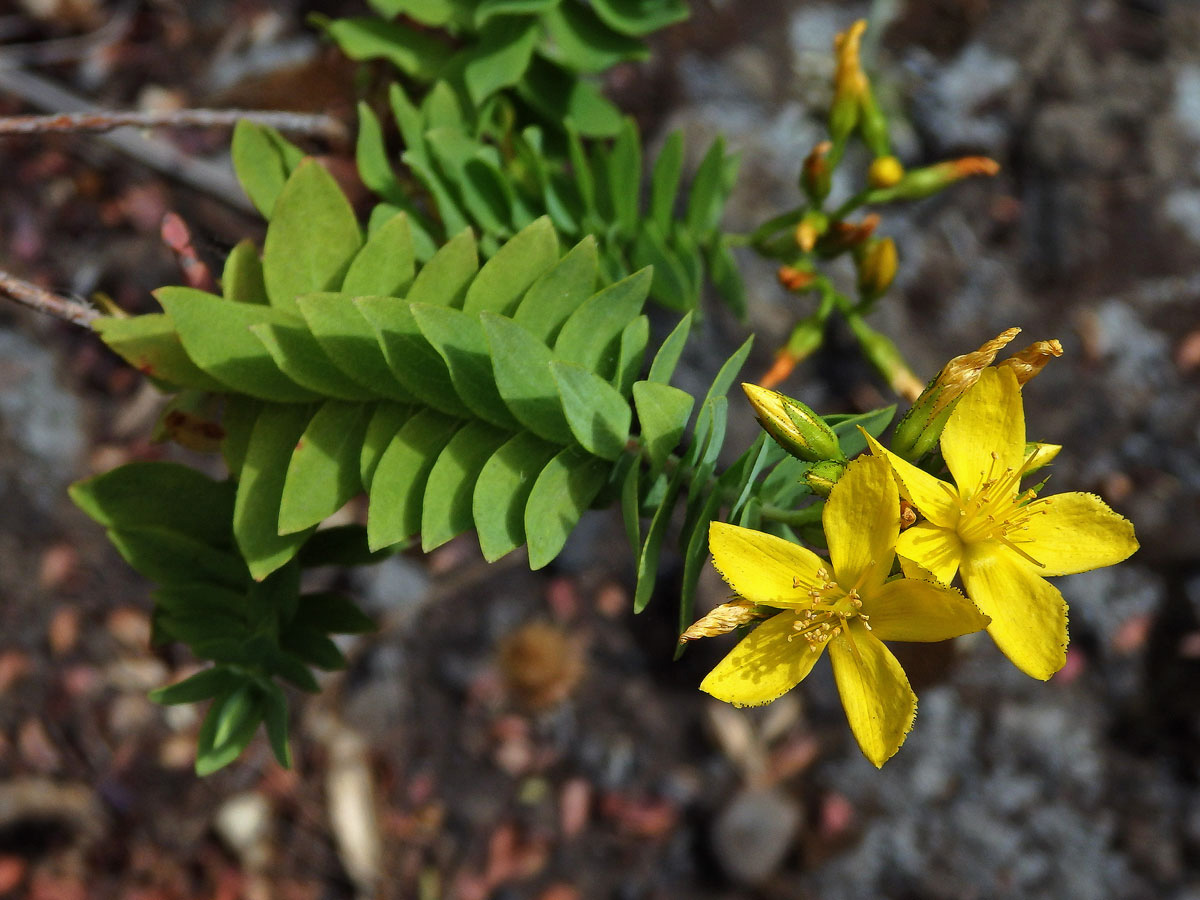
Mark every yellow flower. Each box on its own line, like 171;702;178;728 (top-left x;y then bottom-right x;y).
699;456;989;767
865;366;1139;680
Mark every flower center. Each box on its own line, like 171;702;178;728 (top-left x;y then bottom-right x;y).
949;451;1052;567
788;567;872;653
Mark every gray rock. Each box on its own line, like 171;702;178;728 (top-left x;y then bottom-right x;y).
711;787;801;885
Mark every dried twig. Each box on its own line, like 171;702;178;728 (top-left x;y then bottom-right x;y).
0;268;99;329
0;108;346;141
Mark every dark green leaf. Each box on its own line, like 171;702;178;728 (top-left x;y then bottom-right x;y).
589;0;688;36
524;446;608;569
153;583;248;619
250;322;380;401
614;315;649;397
542;3;649;74
551;360;631;460
321;16;451;80
261;680;293;769
473;431;559;561
678;486;720;645
281;625;347;670
150;666;240;705
422;419;510;551
462;216;558;315
631;223;694;311
649;130;683;231
632;381;693;474
646;311;692;385
222;396;261;476
195;683;264;775
608;118;642;238
298;527;394;568
517;56;622;138
296;591;378;634
461;17;539;106
278;401;369;534
475;0;558;26
554;268;651;376
480;312;573;444
109;526;247;590
700;335;753;412
511;236;598;344
425;127;515;235
685;136;737;234
708;237;746;320
633;464;685;613
367;409;461;550
830;405;897;458
620;456;640;552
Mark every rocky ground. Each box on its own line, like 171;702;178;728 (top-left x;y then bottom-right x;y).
1;0;1198;898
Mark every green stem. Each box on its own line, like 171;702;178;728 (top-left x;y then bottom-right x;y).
759;502;824;527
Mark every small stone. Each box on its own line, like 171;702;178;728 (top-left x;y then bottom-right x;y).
47;606;79;657
712;788;801;885
106;607;151;650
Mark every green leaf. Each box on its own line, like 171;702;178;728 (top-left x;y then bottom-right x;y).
71;461;235;547
631;222;693;311
647;311;692;385
355;102;405;205
342;212;416;297
370;0;464;27
231;121;304;219
473;431;559;561
830;405;897;458
109;526;248;590
295;591;378;634
411;304;519;430
551;360;631;460
153;583;248;619
512;236;598;344
686;137;738;234
406;227;479;309
278;401;369;534
356;297;473;418
421;419;510;551
222;239;268;304
727;433;772;523
649;130;683;231
234;403;318;580
463;216;558;316
298;527;394;568
542;3;649;74
632;381;693;473
266;648;320;693
261;681;292;769
360;402;411;490
633;464;685;613
425;128;515;236
701;335;754;412
678;486;720;644
295;293;418;403
475;0;558;26
565;124;596;218
250;322;379;401
480;313;573;444
93;314;227;393
620;457;640;552
608;118;642;239
461;17;540;106
524;446;608;569
760;455;813;507
281;625;347;671
150;666;239;705
367;409;461;550
321;16;451;80
157;287;319;403
222;396;261;476
262;160;363;315
614;315;649;397
554;268;651;375
195;683;264;775
589;0;689;36
517;56;623;138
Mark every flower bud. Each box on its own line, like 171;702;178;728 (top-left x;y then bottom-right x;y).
777;265;816;292
680;599;771;643
830;20;868;144
998;339;1063;384
1024;442;1061;475
867;156;1000;204
804;458;847;497
848;316;923;401
868;155;905;189
889;327;1021;462
855;236;898;302
794;210;829;252
760;317;825;389
859;87;892;158
801;141;833;203
742;383;844;463
817;213;879;257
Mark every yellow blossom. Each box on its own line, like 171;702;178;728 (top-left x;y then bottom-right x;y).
698;456;990;767
865;367;1139;680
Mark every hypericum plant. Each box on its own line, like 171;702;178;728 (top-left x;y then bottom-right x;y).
35;15;1135;772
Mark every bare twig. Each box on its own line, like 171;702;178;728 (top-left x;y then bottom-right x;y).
0;268;99;329
0;108;346;141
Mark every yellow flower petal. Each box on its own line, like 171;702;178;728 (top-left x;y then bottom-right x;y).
864;578;989;642
960;542;1068;680
708;521;826;606
823;455;898;593
863;430;958;527
1017;491;1139;576
895;520;963;585
940;367;1025;497
700;611;823;706
827;620;916;768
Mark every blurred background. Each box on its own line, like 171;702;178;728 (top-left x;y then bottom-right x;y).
1;0;1197;897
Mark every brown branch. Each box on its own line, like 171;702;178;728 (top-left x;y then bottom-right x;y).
0;108;347;142
0;268;99;329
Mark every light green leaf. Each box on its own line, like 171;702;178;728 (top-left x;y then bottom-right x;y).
360;402;411;490
278;401;369;534
633;465;685;613
407;227;478;308
234;403;317;579
676;485;720;652
512;237;598;344
647;311;692;385
462;216;558;315
342;212;417;298
356;102;404;206
480;312;573;443
475;0;558;26
608;118;642;239
367;409;461;550
619;456;640;552
631;221;693;311
231;121;304;219
150;667;240;706
473;431;559;561
649;130;683;231
589;0;689;36
829;405;897;458
421;420;510;551
369;0;464;27
551;360;631;460
632;381;693;473
195;683;264;775
425;128;515;235
262;160;362;314
462;17;540;106
541;3;649;74
222;396;261;476
524;446;608;569
321;16;451;80
554;268;651;375
156;287;319;402
686;136;738;234
517;56;623;138
614;315;649;397
250;322;378;401
93;314;227;393
222;239;268;304
700;335;753;412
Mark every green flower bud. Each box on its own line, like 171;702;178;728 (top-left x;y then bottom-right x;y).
742;383;844;463
804;458;847;497
866;157;1000;204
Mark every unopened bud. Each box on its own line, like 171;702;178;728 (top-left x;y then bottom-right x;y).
801;141;833;202
998;339;1063;385
868;155;905;189
760;317;825;389
890;327;1021;461
830;20;868;143
849;316;923;401
867;156;1000;204
817;213;879;257
743;383;844;463
680;598;771;643
804;458;847;497
856;236;898;302
778;265;815;292
794;210;828;252
859;87;891;158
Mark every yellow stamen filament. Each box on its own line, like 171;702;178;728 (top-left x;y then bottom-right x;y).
787;564;872;651
952;450;1050;566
